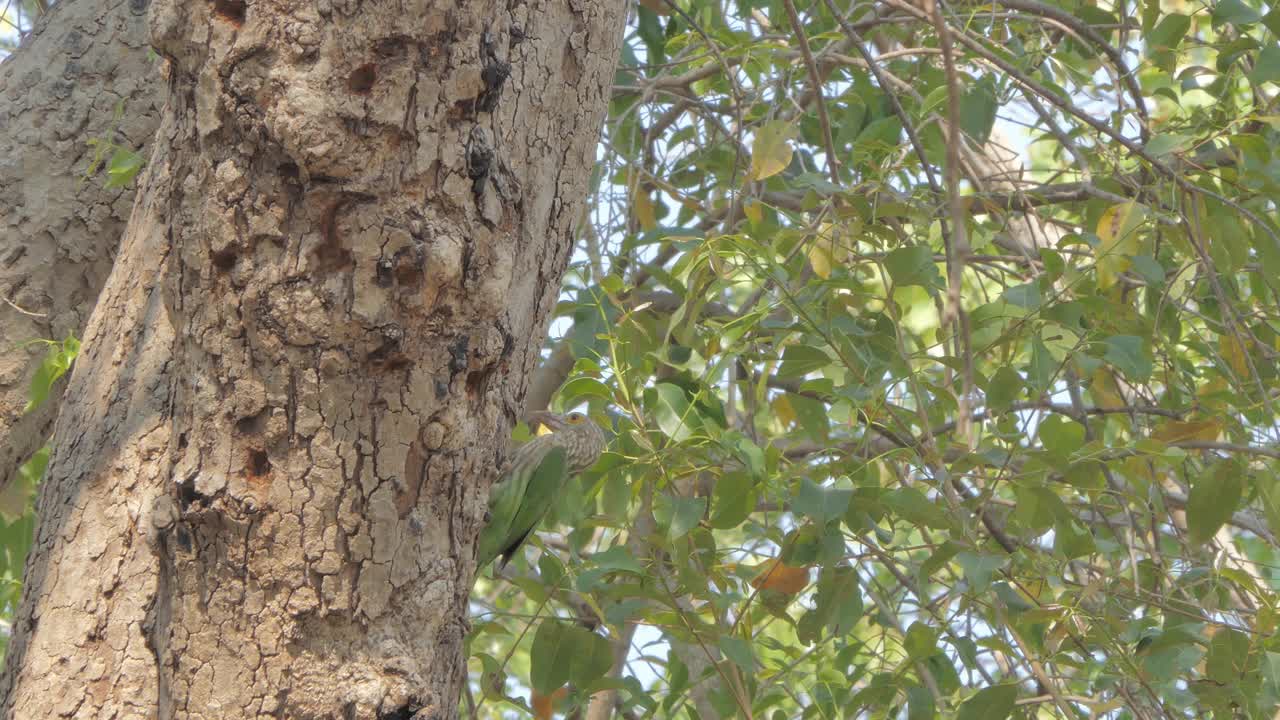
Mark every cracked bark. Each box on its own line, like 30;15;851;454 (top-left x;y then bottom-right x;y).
0;0;625;717
0;0;163;494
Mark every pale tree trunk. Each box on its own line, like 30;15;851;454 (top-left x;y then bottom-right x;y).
0;0;161;492
0;1;625;717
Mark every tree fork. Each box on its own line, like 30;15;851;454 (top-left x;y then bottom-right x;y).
0;1;625;717
0;0;162;494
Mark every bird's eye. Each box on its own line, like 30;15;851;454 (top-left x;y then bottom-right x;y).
567;412;584;424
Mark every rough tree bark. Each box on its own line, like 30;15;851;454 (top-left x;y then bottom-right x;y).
0;0;625;717
0;0;161;493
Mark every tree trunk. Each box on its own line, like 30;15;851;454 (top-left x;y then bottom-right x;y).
0;1;625;717
0;0;161;493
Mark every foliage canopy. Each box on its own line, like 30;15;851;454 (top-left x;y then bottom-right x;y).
467;0;1280;718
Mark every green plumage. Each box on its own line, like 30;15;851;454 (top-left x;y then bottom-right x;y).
476;444;567;570
476;412;605;571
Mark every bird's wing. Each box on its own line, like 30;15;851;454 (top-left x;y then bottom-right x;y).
494;445;569;569
483;441;540;539
476;442;567;569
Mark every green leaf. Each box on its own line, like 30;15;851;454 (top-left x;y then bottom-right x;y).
1248;44;1280;85
559;377;613;406
918;541;960;584
1001;282;1040;309
1186;461;1244;545
569;628;614;689
777;345;830;378
781;524;823;566
105;148;144;189
907;685;937;720
1212;0;1261;26
1103;335;1152;381
24;336;79;414
1144;132;1192;156
957;683;1017;720
1147;13;1190;70
1147;13;1190;49
1027;335;1057;394
718;635;755;672
1053;515;1096;559
636;6;666;65
656;494;706;540
478;653;507;701
1205;628;1251;684
800;565;862;643
1262;652;1280;695
531;623;614;695
1266;8;1280;35
649;382;701;442
710;471;755;530
883;487;954;530
725;433;766;480
992;582;1036;613
956;552;1005;593
1011;485;1059;532
530;621;576;694
885;245;942;292
567;294;616;360
1259;480;1280;544
985;366;1022;412
589;545;644;574
854;116;902;154
538;553;565;587
794;478;852;525
1038;415;1085;458
16;445;49;487
904;622;939;660
960;77;998;144
788;392;829;441
1131;254;1166;287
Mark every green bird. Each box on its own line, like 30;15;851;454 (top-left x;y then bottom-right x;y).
476;410;606;571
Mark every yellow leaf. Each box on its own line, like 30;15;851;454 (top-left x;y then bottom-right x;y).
633;189;657;231
1095;201;1145;289
743;198;763;225
1123;456;1154;489
1219;334;1250;378
749;121;795;182
808;223;843;279
531;686;569;720
772;394;797;427
1150;420;1221;443
809;243;834;279
1090;367;1126;410
1196;377;1231;413
749;558;811;595
1045;620;1070;655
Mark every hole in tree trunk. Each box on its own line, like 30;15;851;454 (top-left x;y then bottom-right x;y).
247;448;271;477
348;64;377;94
212;0;246;24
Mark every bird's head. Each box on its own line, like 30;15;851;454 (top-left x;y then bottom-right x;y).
526;410;593;433
524;410;605;473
